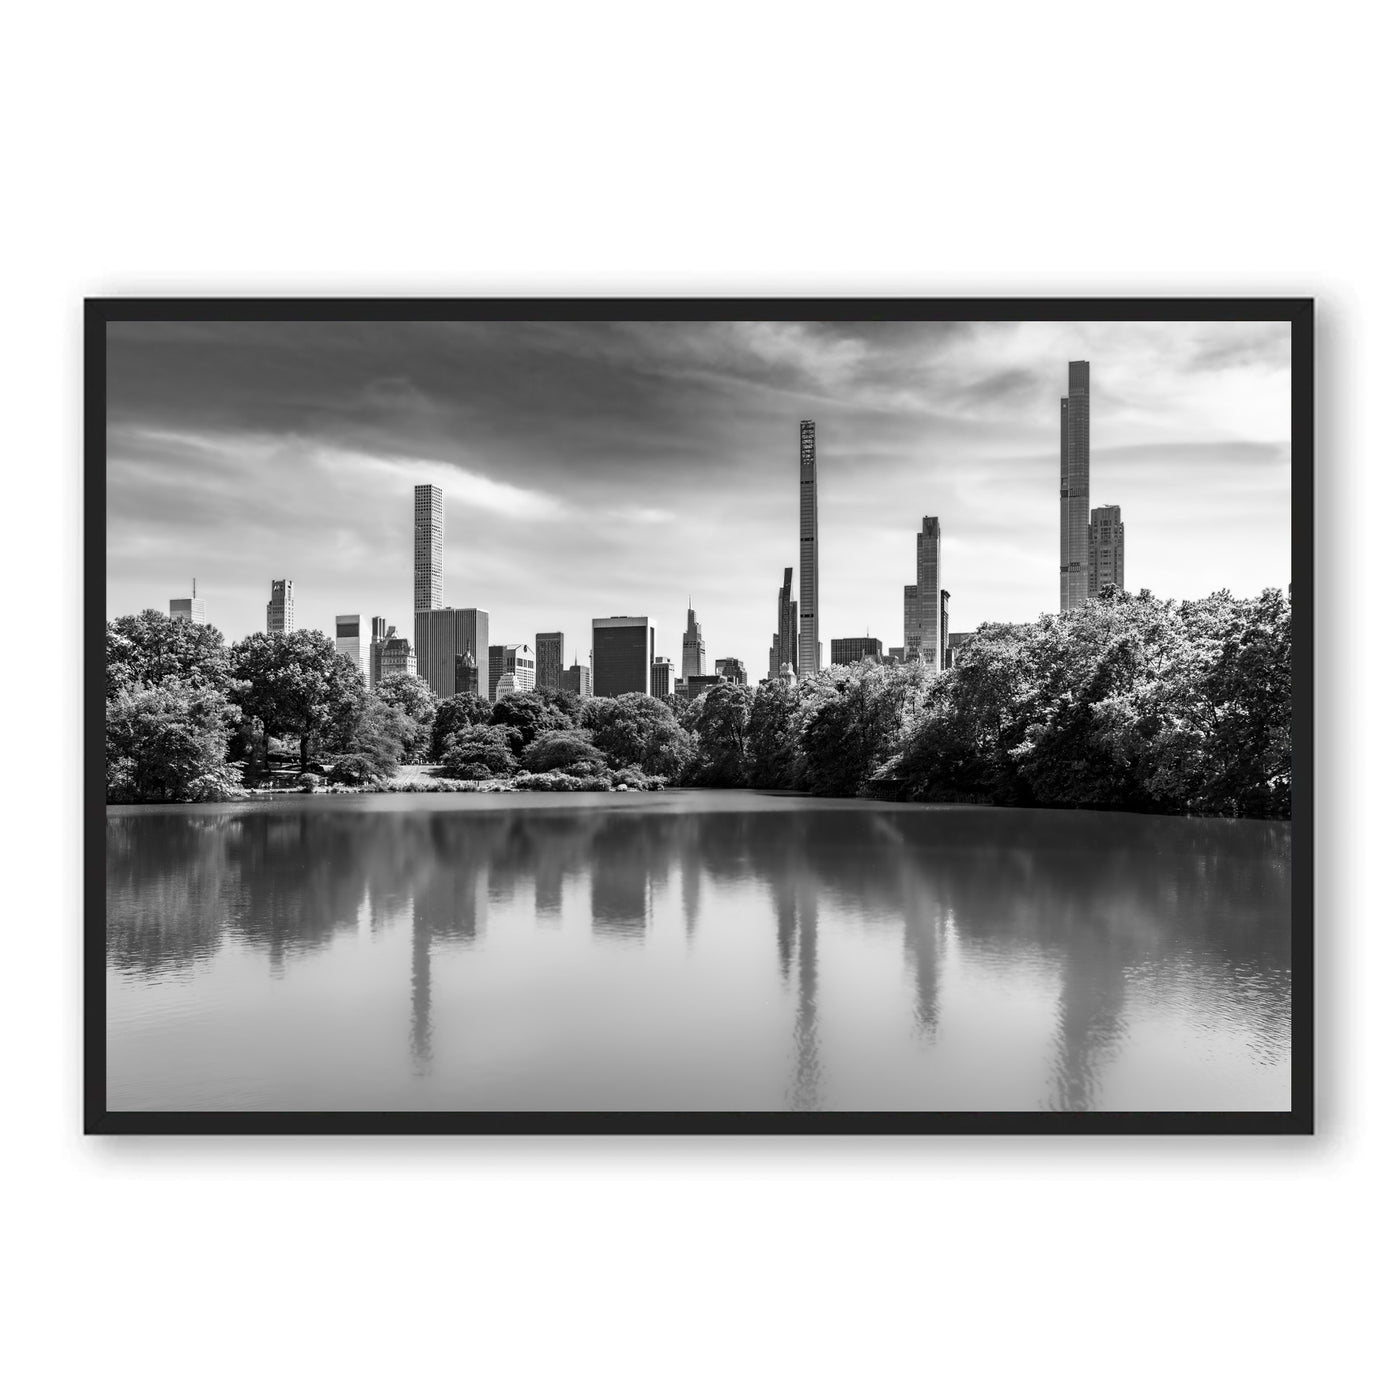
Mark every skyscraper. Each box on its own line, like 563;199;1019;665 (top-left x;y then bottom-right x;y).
767;566;798;680
940;590;951;669
1059;360;1091;612
902;518;943;670
414;484;443;614
169;578;206;626
415;607;489;700
266;579;294;634
561;661;591;697
651;656;675;698
369;616;388;686
1088;505;1125;598
593;616;654;697
681;604;706;679
535;631;565;690
335;614;369;676
798;419;820;675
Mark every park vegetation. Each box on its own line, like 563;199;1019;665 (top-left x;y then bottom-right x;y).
105;585;1291;818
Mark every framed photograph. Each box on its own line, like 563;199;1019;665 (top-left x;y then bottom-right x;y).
87;298;1312;1133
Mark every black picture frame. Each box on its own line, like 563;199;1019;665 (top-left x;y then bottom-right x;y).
85;296;1314;1135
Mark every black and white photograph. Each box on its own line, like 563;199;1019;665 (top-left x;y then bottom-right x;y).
91;302;1310;1129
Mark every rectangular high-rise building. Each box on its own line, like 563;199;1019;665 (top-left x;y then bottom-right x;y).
369;616;388;686
940;590;951;669
651;656;675;698
561;663;591;697
1059;360;1091;612
488;643;535;701
902;584;919;658
831;637;883;666
414;484;444;614
592;616;654;697
798;419;820;675
1088;505;1125;598
535;631;565;690
767;566;798;680
266;579;294;634
415;607;489;700
335;614;370;677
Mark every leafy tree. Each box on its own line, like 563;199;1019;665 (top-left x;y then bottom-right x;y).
533;686;585;726
581;693;694;778
519;729;608;776
429;691;494;760
690;681;754;785
106;610;232;699
229;629;367;769
489;691;573;755
106;682;243;803
799;661;929;797
439;723;519;779
374;672;439;761
747;680;805;789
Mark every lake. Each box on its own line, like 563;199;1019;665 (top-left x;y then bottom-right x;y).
105;790;1292;1113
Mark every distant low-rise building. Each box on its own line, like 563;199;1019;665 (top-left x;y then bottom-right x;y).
945;631;975;666
561;662;591;697
715;657;748;685
885;646;906;665
169;579;206;627
831;637;882;666
677;673;723;704
651;655;675;698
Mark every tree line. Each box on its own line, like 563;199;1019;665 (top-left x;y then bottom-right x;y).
105;585;1291;817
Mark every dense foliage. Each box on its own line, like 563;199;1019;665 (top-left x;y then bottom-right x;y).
104;586;1291;816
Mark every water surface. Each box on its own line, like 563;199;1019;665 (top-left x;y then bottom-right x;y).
106;791;1292;1112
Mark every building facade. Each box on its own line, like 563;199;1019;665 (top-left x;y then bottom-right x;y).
379;630;417;679
535;631;565;690
414;484;444;614
455;652;479;696
798;418;820;675
902;517;943;669
335;614;370;676
169;579;206;626
715;657;748;685
488;643;535;700
940;590;951;669
266;579;294;634
651;655;675;698
1059;360;1091;612
561;663;591;697
676;673;722;704
1088;504;1125;598
945;631;974;667
369;616;388;685
593;616;654;697
415;607;489;700
681;604;706;679
767;566;798;680
831;637;883;666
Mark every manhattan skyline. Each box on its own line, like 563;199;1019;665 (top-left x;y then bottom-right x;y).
105;320;1292;670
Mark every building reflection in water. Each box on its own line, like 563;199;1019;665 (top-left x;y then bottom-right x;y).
108;799;1293;1110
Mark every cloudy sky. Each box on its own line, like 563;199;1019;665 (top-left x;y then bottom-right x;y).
106;318;1292;674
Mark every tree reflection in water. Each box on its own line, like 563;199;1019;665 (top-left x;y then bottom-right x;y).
108;797;1291;1110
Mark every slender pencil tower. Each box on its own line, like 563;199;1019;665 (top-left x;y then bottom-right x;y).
798;419;819;675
